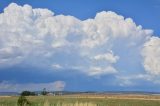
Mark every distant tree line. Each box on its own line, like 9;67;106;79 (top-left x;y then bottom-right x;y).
21;91;36;96
20;88;48;96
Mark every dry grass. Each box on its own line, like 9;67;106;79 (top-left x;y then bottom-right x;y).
43;100;97;106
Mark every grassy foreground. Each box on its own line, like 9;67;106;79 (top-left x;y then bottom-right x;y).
0;95;160;106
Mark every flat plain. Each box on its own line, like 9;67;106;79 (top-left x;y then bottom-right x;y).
1;94;160;106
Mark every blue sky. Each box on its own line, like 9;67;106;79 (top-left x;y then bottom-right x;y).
0;0;160;92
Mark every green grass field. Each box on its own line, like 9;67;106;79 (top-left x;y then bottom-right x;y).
0;95;160;106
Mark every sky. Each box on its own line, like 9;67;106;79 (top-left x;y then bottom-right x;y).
0;0;160;92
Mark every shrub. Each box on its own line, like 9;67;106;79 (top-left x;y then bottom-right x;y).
17;95;30;106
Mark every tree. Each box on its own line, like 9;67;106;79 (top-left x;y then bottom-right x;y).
41;88;47;95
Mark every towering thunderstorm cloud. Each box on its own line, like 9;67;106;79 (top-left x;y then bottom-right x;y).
0;3;160;90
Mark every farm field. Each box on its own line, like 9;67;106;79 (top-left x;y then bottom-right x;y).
0;94;160;106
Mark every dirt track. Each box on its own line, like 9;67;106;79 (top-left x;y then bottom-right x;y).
0;96;11;98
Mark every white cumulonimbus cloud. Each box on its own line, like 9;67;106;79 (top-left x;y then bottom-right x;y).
142;37;160;75
0;3;159;79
